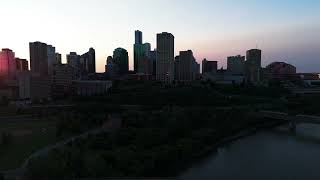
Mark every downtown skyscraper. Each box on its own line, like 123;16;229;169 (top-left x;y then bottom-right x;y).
175;50;198;81
29;42;50;76
245;49;262;83
156;32;175;83
134;30;153;75
0;49;17;81
113;48;129;75
80;48;96;76
134;30;143;73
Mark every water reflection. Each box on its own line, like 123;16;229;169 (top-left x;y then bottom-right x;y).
179;124;320;180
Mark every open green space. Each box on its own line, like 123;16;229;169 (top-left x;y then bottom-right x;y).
0;120;57;171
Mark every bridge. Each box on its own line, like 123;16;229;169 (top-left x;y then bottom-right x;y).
259;110;320;131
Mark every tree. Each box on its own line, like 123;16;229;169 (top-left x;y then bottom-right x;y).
0;173;4;180
0;96;8;106
1;132;13;145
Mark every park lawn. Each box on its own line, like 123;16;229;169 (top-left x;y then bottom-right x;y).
0;120;58;171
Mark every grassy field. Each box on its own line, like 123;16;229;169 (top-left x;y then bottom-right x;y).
0;119;58;171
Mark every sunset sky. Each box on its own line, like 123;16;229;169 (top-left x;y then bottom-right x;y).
0;0;319;72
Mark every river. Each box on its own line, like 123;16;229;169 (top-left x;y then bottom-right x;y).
178;124;320;180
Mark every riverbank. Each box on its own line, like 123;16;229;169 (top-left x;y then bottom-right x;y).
24;108;287;179
175;119;287;177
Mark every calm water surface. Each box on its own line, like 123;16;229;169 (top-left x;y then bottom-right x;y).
179;124;320;180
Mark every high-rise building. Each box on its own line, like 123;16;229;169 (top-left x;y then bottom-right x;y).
134;30;146;73
245;49;262;83
227;55;245;75
175;50;197;81
113;48;129;75
80;48;96;76
55;53;62;65
52;64;74;98
194;60;201;79
156;32;175;83
202;59;218;74
134;43;144;73
150;50;157;76
105;56;119;78
16;58;29;72
30;41;55;76
0;49;16;81
137;43;153;75
135;30;143;44
67;52;80;79
47;45;56;76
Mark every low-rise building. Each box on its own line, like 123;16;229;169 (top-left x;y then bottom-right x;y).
263;62;298;81
202;69;244;85
72;80;112;96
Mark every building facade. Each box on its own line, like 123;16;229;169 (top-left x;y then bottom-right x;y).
105;56;120;78
227;55;245;75
156;32;175;83
55;53;62;65
175;50;197;81
72;80;112;96
0;49;17;81
67;52;80;79
52;64;74;98
245;49;262;83
47;45;56;76
134;30;143;72
202;59;218;74
80;48;96;76
16;58;29;72
113;48;129;75
30;42;51;76
264;62;298;80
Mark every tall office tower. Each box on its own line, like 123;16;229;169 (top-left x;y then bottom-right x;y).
227;55;245;75
156;32;175;83
202;59;218;74
0;49;16;80
52;64;74;98
113;48;129;75
245;49;262;83
149;50;157;76
105;56;119;78
137;43;153;75
16;58;29;72
134;30;143;73
67;52;81;79
80;48;96;76
47;45;56;75
194;61;201;78
135;30;143;44
144;43;151;57
55;53;62;65
175;50;197;81
30;42;49;76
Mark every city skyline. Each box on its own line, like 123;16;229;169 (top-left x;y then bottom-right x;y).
0;0;319;72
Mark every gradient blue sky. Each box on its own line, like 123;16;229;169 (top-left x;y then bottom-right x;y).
0;0;319;72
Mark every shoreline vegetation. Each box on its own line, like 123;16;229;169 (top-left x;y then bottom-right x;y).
25;106;285;179
4;82;309;179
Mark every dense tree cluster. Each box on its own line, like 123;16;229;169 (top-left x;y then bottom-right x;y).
26;82;289;178
26;107;272;179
